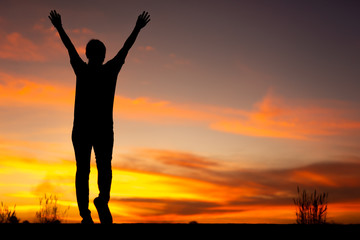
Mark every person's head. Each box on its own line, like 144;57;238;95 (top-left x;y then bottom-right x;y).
86;39;106;65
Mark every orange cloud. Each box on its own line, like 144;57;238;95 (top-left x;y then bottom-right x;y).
0;72;73;108
210;92;360;140
0;32;45;61
0;19;94;63
291;171;338;187
0;146;229;223
139;149;219;169
113;91;360;140
117;90;360;140
2;71;360;140
114;150;360;223
32;21;77;59
2;138;360;223
113;96;220;124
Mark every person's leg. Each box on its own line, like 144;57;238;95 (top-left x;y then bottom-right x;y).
72;128;93;223
93;129;114;223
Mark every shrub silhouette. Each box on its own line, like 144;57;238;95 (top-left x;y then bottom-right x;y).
0;202;19;223
35;194;69;224
293;186;328;224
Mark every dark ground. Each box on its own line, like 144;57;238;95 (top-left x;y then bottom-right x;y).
2;223;360;237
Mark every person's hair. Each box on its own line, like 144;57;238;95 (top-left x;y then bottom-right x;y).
85;39;106;63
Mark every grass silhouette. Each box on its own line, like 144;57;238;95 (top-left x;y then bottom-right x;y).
35;194;69;224
293;186;328;224
0;202;19;223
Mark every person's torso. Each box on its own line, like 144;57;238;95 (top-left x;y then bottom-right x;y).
73;64;118;129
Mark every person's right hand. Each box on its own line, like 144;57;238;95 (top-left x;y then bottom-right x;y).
48;10;62;29
135;11;151;29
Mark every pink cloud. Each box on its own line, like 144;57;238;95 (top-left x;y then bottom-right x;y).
71;28;94;35
0;19;95;62
0;32;45;61
138;45;155;51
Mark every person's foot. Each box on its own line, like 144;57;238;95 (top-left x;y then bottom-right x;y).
94;197;113;224
81;215;94;224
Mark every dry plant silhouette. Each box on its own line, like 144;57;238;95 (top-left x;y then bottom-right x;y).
293;186;328;224
35;194;69;224
0;202;19;223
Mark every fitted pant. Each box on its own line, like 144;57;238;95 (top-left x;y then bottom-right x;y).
72;126;113;218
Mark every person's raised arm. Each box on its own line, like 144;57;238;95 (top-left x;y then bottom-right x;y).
111;11;151;64
48;10;81;62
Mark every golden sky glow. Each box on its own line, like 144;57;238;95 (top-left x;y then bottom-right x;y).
1;0;360;223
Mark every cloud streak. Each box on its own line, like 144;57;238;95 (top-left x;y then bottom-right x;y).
113;148;360;223
2;138;360;223
0;18;96;62
2;71;360;140
0;72;74;109
210;91;360;140
0;32;45;61
138;149;219;169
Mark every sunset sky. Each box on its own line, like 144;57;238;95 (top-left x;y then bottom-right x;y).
1;0;360;223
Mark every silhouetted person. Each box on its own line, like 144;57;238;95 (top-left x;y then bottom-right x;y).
49;10;150;224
